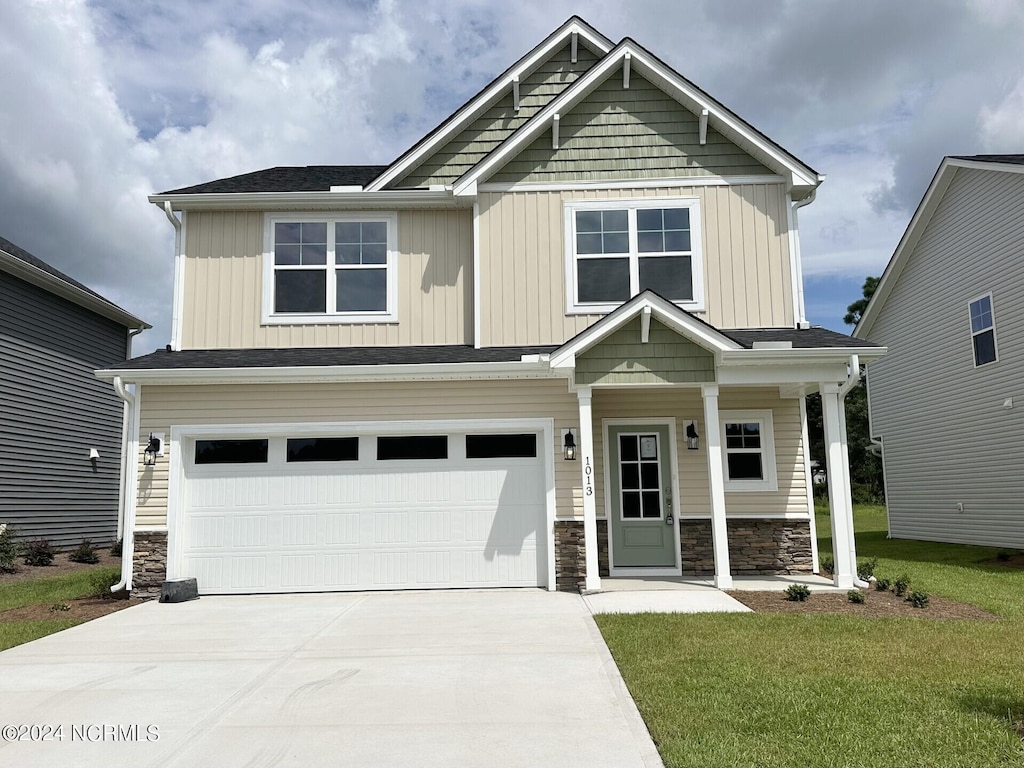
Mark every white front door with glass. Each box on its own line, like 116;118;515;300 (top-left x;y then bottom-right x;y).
608;424;678;570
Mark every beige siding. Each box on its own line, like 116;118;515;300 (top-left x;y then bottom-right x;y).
477;184;794;345
181;209;472;349
576;318;714;385
134;379;581;527
591;388;809;520
397;44;601;188
490;75;769;184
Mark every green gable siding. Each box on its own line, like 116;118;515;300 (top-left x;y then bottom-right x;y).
575;318;715;386
397;44;601;188
489;74;770;184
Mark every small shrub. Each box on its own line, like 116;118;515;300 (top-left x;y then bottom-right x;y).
23;539;55;567
996;551;1015;562
785;584;811;602
857;557;879;581
892;574;911;597
875;578;891;592
110;538;123;557
88;569;119;598
69;540;100;564
49;602;70;613
0;524;20;573
820;555;834;574
847;589;866;604
907;591;930;609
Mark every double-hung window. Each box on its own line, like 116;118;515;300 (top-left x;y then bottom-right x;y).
263;213;397;324
968;294;997;366
719;410;777;492
565;198;703;313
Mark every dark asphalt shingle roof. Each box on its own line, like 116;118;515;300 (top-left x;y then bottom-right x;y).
950;154;1024;166
0;234;109;302
728;327;880;349
160;166;390;195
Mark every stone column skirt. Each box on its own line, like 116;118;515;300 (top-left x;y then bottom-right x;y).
132;530;168;599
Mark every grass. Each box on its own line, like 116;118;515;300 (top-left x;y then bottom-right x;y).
596;505;1024;768
0;566;119;651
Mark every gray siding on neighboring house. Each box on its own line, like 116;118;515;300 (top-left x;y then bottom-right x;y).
865;167;1024;548
0;272;129;547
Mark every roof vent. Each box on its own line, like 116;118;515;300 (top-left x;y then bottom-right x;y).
752;341;793;350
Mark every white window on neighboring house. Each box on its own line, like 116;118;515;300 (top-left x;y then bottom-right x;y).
969;293;997;366
564;198;704;314
262;213;398;324
719;410;777;492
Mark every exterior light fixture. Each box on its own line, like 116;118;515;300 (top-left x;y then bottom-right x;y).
563;429;578;461
686;421;700;451
144;434;161;466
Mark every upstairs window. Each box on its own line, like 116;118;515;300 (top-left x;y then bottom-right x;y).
969;294;997;366
263;213;397;324
565;198;703;314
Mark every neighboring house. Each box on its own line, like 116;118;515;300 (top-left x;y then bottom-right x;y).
856;155;1024;550
98;17;883;598
0;235;149;548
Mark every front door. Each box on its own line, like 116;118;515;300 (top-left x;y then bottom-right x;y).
608;424;677;569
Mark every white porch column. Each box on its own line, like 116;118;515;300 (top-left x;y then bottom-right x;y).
577;386;601;592
701;384;732;589
821;383;856;588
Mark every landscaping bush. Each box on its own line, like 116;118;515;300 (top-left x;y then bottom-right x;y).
88;569;119;598
819;555;834;574
847;589;866;604
857;557;878;580
907;591;930;609
69;540;100;564
785;584;811;602
0;524;20;573
875;578;891;592
110;538;123;557
892;574;911;597
22;539;55;567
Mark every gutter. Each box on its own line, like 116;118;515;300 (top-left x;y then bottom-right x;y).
111;376;142;594
148;189;463;211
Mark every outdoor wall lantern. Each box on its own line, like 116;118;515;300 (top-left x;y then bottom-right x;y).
562;428;578;461
143;433;162;466
686;420;700;451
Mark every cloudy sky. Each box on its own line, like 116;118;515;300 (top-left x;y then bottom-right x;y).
2;0;1023;353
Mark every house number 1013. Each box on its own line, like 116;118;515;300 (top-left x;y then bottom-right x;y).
584;457;593;496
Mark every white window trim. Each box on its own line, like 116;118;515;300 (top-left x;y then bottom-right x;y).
968;292;998;367
719;409;777;492
261;212;399;325
563;197;705;315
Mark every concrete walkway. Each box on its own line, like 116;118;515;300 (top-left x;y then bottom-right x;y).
0;591;663;768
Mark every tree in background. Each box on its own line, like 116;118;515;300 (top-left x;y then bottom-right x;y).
807;276;884;504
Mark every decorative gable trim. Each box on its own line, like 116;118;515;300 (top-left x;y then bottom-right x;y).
453;39;820;197
365;17;613;192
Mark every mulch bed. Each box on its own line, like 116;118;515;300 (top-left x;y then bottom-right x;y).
989;552;1024;570
0;550;122;585
729;588;999;620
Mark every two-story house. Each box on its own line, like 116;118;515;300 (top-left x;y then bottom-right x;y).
99;18;883;598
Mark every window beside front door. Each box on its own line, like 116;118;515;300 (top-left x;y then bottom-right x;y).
719;410;777;492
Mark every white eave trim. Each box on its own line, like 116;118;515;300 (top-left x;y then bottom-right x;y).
452;40;819;196
719;346;886;365
147;190;461;211
0;249;149;330
95;358;561;385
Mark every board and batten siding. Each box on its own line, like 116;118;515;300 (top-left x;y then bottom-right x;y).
398;43;601;188
0;272;129;547
489;74;770;185
181;209;472;349
865;167;1024;548
477;183;794;346
576;317;714;386
134;379;581;528
591;387;810;520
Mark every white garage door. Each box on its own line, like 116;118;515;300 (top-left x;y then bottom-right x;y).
177;428;548;593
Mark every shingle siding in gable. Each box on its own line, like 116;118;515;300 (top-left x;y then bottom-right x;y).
865;167;1024;548
396;43;601;188
0;272;129;547
575;317;715;385
489;74;770;184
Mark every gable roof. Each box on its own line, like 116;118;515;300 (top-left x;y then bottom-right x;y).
452;38;820;197
366;17;613;191
0;235;148;330
160;165;389;195
855;155;1024;339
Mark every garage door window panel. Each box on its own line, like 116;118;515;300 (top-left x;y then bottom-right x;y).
286;437;359;462
466;434;538;459
195;439;269;465
377;436;448;461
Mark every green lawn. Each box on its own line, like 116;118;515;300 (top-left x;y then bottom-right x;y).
596;505;1024;768
0;566;119;652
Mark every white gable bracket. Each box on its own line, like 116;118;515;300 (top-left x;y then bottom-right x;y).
699;109;708;145
552;114;560;150
641;306;652;343
512;76;520;112
571;30;578;63
623;52;631;89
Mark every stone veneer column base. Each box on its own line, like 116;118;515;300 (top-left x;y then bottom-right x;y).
132;531;168;600
679;519;814;577
553;521;586;592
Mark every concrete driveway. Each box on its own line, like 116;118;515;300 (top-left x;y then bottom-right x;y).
0;590;663;768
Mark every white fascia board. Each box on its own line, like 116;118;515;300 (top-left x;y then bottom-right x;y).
95;359;563;385
147;190;461;211
454;40;819;196
717;362;855;386
0;250;149;330
719;347;886;365
366;20;613;192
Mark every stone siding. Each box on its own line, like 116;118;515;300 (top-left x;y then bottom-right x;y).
132;530;168;600
553;521;586;591
680;519;813;576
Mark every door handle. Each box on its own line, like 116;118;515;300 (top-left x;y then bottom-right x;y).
665;488;673;525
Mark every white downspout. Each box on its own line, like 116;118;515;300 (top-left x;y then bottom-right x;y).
790;189;817;328
114;329;145;541
111;376;142;593
837;354;868;588
163;201;184;351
